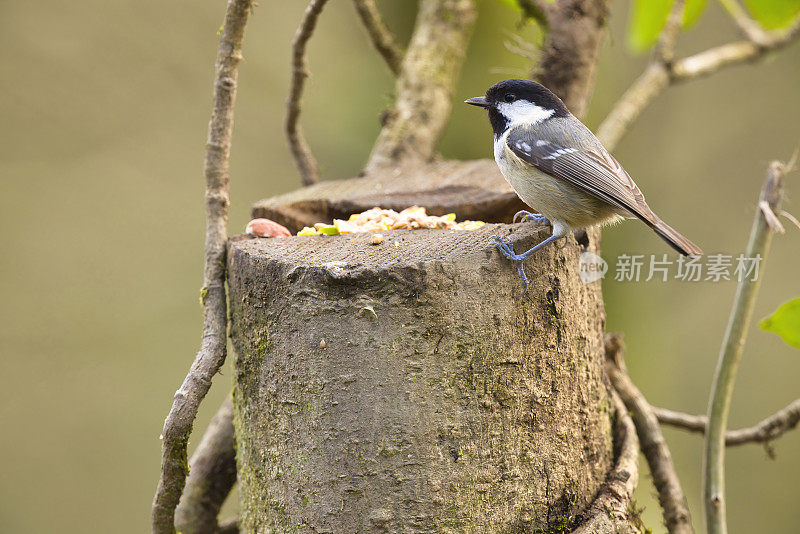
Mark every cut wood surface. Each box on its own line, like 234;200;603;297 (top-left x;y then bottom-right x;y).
251;159;526;232
226;224;631;532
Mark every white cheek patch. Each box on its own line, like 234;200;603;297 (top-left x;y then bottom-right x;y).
496;100;555;126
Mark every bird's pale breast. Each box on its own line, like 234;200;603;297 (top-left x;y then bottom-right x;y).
494;133;622;229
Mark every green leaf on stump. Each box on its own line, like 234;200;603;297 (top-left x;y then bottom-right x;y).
760;297;800;349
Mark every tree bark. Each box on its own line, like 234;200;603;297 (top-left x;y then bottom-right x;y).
536;0;610;119
364;0;476;174
227;223;623;532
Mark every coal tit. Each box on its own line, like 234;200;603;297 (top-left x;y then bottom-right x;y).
466;79;702;290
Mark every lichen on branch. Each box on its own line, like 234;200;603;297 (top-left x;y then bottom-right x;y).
151;1;253;532
364;0;477;174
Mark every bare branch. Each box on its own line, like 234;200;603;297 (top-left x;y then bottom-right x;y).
717;0;769;43
656;0;686;64
778;209;800;230
653;399;800;446
597;8;800;150
703;161;786;534
151;1;253;532
570;391;640;534
715;0;800;47
352;0;403;75
759;200;786;233
605;334;694;534
672;39;772;80
287;0;330;187
175;398;237;533
365;0;476;174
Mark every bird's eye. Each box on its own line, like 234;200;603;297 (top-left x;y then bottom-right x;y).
504;93;516;103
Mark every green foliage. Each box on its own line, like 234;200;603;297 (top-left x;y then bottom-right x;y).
760;297;800;349
744;0;800;29
627;0;707;52
496;0;554;11
497;0;522;10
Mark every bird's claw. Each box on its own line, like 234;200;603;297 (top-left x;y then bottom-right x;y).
513;210;549;225
516;263;529;297
492;235;530;296
491;235;526;262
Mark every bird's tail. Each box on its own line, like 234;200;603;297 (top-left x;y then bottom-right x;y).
648;217;702;257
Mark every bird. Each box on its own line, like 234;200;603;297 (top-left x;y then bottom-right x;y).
465;79;702;293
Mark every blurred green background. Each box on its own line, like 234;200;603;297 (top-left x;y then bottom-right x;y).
1;1;798;532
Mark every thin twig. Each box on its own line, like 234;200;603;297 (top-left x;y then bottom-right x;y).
175;398;237;533
605;334;694;534
703;161;786;534
597;10;800;150
716;0;800;47
653;399;800;446
656;0;686;64
287;0;330;186
717;0;769;44
778;210;800;230
352;0;403;75
150;2;252;532
670;35;794;81
759;200;786;233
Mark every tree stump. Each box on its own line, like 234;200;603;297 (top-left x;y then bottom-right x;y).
227;223;624;532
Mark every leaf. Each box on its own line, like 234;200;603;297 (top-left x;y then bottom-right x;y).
760;297;800;349
628;0;708;52
744;0;800;29
683;0;708;27
497;0;523;11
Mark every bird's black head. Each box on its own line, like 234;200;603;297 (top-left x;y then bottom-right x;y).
465;79;570;137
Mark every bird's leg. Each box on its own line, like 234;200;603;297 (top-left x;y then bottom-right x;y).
492;233;560;262
491;234;559;296
513;210;549;225
491;221;569;295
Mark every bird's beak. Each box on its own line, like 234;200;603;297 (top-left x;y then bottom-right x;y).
464;96;489;108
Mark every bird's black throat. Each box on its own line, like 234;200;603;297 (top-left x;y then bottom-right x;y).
488;108;510;138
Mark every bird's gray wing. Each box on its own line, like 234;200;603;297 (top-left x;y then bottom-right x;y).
506;121;655;223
